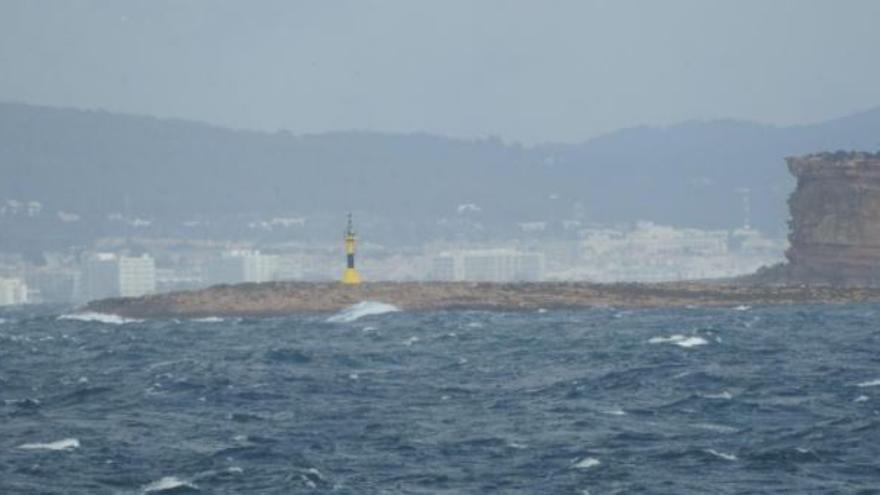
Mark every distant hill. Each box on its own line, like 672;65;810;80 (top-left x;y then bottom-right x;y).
1;102;879;252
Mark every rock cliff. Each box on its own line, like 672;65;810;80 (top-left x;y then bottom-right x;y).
778;151;880;285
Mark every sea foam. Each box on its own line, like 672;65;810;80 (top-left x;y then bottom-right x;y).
142;476;198;493
572;457;601;469
703;391;733;400
601;408;627;416
17;438;80;451
706;449;738;461
857;379;880;388
326;301;400;323
648;335;708;348
59;312;142;325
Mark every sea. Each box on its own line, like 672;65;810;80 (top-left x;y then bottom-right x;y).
1;302;879;494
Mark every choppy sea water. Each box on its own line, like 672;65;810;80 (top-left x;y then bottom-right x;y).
2;302;880;494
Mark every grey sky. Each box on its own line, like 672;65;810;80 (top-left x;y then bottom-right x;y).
2;0;879;143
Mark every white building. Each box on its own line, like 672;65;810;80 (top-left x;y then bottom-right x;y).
582;222;729;258
118;255;157;297
567;222;786;282
203;250;279;285
81;253;156;301
0;277;28;306
82;253;121;301
431;249;545;282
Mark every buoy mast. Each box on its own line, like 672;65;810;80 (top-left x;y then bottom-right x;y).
341;213;362;284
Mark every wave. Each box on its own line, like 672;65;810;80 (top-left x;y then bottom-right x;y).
648;335;708;348
326;301;400;323
857;379;880;388
142;476;199;493
706;449;738;461
58;312;143;325
691;422;738;434
191;317;225;323
703;391;733;400
4;397;41;408
572;457;601;469
17;438;80;451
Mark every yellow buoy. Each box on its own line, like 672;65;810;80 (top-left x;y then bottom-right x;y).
341;213;362;284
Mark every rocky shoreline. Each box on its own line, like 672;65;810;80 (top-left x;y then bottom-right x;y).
83;281;880;318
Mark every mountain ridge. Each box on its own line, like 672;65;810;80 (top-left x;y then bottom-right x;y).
2;101;880;252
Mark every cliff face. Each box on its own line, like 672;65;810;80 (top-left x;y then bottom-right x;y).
784;152;880;285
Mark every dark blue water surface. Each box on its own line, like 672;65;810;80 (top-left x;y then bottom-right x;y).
2;303;880;494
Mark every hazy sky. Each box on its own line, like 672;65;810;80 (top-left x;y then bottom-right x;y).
2;0;880;143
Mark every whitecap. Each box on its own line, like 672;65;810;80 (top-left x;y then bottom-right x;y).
58;312;142;325
857;379;880;388
706;449;737;461
296;467;326;489
572;457;600;469
854;395;870;402
676;337;708;348
403;336;420;346
191;317;224;323
691;423;738;433
703;391;733;400
326;301;400;323
601;408;627;416
734;305;751;311
648;335;708;348
17;438;80;451
142;476;198;493
537;308;548;314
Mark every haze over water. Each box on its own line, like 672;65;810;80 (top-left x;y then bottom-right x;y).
2;304;879;493
3;2;880;493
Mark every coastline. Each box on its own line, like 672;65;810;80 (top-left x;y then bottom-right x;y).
82;281;880;318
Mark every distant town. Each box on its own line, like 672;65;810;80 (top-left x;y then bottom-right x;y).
0;219;785;306
12;100;880;308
